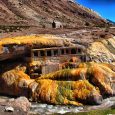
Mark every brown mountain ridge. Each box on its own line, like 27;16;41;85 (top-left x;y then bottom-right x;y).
0;0;108;28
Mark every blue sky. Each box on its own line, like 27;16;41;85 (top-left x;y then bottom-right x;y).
76;0;115;22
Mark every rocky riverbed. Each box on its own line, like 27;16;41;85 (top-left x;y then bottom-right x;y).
29;97;115;115
0;96;31;115
0;96;114;115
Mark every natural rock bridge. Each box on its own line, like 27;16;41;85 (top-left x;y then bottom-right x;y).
0;46;86;62
0;45;87;77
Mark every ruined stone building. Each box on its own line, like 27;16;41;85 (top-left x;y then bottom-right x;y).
0;44;86;78
28;46;86;78
52;21;63;29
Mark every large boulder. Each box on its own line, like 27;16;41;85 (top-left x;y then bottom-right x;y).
9;97;31;112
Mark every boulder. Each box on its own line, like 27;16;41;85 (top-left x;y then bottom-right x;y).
10;97;31;112
0;97;29;115
1;97;31;112
5;106;14;112
0;69;30;96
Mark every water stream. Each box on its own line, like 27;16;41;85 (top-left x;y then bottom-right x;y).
0;96;114;115
29;97;115;115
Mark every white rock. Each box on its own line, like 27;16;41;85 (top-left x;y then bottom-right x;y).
46;105;53;109
77;107;83;110
9;98;15;102
5;106;14;112
57;108;69;114
0;98;7;103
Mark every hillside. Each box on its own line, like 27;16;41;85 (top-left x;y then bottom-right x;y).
0;0;107;28
87;37;115;63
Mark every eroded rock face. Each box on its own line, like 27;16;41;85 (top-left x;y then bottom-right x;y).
0;70;30;96
78;63;115;97
29;79;102;105
0;62;114;105
87;37;115;63
38;62;115;96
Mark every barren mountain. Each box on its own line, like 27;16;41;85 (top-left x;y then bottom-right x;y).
0;0;108;27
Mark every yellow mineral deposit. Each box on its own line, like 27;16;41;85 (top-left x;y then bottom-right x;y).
0;62;114;105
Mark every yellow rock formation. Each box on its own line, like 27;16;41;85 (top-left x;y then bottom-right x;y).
0;34;73;46
87;37;115;63
0;62;114;105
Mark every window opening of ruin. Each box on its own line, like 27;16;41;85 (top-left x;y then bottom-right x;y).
78;48;82;53
66;49;69;54
47;50;52;56
54;50;58;56
71;48;76;54
52;21;56;28
61;49;65;55
40;50;45;56
34;51;38;57
25;52;31;57
80;56;83;60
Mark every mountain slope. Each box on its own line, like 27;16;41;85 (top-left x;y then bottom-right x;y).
0;0;107;27
87;37;115;63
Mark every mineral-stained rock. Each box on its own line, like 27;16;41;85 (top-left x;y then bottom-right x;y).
38;62;115;96
0;62;114;105
29;79;102;105
87;37;115;63
0;69;32;96
0;35;73;52
78;62;115;97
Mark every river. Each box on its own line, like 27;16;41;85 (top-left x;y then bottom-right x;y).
0;95;114;115
29;97;115;115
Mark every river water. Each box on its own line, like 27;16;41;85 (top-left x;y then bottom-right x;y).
0;96;114;115
29;97;115;115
